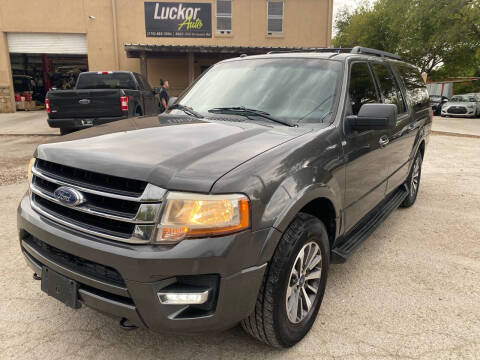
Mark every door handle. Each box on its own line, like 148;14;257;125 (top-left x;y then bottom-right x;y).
379;135;389;147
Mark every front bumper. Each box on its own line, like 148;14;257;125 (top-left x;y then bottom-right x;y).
441;107;475;117
18;194;273;333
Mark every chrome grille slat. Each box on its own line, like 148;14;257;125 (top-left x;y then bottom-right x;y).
30;183;161;224
30;160;165;244
32;167;146;202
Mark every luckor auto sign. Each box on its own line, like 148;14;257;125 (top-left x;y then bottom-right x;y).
145;2;212;38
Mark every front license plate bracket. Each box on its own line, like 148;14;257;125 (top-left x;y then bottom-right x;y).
41;267;80;309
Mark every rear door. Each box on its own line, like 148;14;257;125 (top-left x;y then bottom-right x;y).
370;61;412;194
342;62;390;232
386;64;429;194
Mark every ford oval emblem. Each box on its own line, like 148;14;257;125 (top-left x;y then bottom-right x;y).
53;186;85;207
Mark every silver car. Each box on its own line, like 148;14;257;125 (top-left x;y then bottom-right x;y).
441;94;479;118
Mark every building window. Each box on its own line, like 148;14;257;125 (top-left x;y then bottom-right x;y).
216;0;232;34
267;1;284;34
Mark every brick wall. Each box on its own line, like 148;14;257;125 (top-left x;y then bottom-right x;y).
0;86;14;113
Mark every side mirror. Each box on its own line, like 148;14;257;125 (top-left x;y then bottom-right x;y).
347;103;397;131
167;96;178;108
153;87;162;94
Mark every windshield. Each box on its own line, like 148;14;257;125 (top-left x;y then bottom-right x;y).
176;58;343;124
430;96;441;101
450;95;471;102
76;73;136;90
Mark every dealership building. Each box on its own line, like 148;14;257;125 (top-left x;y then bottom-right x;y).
0;0;333;113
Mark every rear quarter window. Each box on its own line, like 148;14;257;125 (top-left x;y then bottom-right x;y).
395;65;429;112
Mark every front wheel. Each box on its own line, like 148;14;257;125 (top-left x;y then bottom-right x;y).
241;213;330;348
401;151;423;208
59;128;74;136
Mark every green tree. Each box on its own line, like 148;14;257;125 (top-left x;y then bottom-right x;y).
333;0;480;76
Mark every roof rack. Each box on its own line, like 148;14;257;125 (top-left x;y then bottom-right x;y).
267;48;352;54
267;46;401;60
351;46;401;60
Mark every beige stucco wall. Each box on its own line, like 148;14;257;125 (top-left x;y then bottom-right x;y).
0;0;333;111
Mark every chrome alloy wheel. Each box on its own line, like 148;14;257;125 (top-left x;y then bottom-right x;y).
285;241;322;324
411;156;421;196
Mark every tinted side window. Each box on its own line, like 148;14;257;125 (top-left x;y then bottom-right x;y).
139;75;152;91
395;65;429;111
133;74;144;90
349;62;379;115
372;63;406;114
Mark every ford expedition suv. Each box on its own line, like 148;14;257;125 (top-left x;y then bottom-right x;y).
18;47;431;348
46;71;160;135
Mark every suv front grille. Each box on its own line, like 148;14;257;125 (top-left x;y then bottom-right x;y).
30;160;166;244
36;159;147;197
33;194;136;238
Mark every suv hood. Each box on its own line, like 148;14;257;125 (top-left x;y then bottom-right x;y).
444;101;474;107
36;115;310;193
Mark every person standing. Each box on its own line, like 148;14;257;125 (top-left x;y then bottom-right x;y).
159;79;170;113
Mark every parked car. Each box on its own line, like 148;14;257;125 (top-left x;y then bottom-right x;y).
18;47;431;348
466;93;480;116
45;71;160;135
429;94;449;115
441;94;479;118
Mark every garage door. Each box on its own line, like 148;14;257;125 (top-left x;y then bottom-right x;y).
7;33;87;54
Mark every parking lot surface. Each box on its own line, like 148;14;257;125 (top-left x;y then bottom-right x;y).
0;111;57;136
0;125;479;359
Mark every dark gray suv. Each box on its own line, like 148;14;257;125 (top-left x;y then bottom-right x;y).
18;47;431;347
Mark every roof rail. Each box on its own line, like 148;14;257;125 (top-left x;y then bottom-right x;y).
351;46;401;60
267;48;353;54
265;46;402;60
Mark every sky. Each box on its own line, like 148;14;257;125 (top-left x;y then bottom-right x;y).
332;0;373;35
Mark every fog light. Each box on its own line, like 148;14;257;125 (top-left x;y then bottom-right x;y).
157;290;209;305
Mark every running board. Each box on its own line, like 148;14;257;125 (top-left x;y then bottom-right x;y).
331;185;409;263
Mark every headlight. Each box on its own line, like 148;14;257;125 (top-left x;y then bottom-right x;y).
155;192;250;243
27;158;35;183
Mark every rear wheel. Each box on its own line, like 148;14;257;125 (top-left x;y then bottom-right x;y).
135;107;143;117
401;151;423;208
241;213;329;348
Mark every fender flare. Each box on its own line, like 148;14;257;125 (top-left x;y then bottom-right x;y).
257;183;342;264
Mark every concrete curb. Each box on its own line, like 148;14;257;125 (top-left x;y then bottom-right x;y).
431;131;480;139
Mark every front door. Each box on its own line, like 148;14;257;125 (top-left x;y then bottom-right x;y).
342;62;390;232
135;74;156;115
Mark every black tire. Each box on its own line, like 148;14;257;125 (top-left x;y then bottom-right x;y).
400;151;423;208
241;213;330;348
135;107;143;117
59;128;74;136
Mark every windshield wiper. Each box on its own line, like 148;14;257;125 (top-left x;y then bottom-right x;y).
208;106;295;127
169;104;204;118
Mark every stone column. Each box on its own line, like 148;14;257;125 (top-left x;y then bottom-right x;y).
0;32;15;113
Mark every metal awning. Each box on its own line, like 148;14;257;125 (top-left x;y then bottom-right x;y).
124;43;309;58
